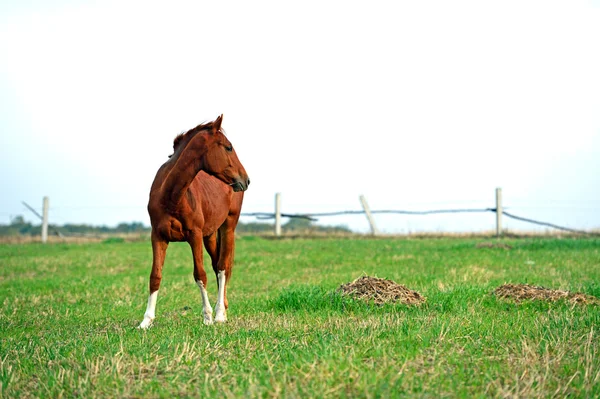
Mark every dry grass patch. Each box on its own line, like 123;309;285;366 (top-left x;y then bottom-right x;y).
493;284;599;305
338;276;425;305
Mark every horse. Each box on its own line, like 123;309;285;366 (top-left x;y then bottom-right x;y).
138;114;250;329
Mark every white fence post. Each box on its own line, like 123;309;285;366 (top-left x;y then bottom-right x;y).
274;193;282;236
496;188;502;237
359;195;379;236
42;196;49;243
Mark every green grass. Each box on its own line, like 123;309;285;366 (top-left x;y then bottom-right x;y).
0;237;599;398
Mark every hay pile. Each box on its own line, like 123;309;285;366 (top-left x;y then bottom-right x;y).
338;276;425;305
493;283;599;304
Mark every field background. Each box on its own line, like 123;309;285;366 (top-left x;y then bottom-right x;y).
1;237;599;398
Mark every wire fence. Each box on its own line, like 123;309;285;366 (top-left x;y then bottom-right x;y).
9;191;600;238
244;208;494;220
242;207;599;236
500;210;593;235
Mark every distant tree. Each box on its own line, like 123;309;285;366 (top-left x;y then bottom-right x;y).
0;216;151;237
283;217;313;231
235;221;272;234
116;222;147;233
11;215;25;225
0;215;35;236
282;217;352;234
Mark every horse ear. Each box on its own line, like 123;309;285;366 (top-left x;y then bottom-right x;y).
212;114;224;134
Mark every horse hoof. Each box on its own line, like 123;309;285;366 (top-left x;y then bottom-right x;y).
138;317;153;329
203;315;214;325
215;306;227;323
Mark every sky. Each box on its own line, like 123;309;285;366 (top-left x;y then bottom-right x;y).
1;0;599;234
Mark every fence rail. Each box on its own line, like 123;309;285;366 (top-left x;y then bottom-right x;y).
241;189;599;237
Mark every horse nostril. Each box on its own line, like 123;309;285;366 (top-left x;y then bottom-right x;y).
247;178;251;187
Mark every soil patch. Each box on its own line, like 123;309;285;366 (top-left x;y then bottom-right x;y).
493;283;599;304
338;276;426;305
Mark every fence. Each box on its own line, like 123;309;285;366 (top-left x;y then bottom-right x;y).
241;188;598;237
21;197;50;243
16;188;599;243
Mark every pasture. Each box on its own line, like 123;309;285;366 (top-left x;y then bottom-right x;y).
1;237;599;398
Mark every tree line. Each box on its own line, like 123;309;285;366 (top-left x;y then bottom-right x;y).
0;215;352;236
0;216;149;236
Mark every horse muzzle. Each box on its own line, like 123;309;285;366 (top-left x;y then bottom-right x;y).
230;177;250;192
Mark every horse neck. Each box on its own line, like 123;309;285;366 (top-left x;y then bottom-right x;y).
161;135;208;210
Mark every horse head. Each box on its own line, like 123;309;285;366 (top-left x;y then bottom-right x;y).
201;115;250;192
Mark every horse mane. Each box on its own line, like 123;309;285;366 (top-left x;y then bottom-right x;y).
169;121;225;158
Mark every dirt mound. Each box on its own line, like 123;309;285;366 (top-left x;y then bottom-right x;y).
493;283;599;304
338;276;425;305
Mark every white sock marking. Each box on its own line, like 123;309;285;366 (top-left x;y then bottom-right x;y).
196;280;213;325
214;270;227;323
138;290;158;329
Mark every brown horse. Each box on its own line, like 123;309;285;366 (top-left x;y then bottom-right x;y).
138;115;249;329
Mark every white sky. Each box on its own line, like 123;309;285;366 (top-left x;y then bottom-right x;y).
1;0;599;233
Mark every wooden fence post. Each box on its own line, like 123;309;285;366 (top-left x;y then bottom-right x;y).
496;188;502;237
42;196;49;243
274;193;282;236
359;195;379;236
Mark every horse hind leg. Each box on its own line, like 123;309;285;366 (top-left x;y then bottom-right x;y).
138;235;168;329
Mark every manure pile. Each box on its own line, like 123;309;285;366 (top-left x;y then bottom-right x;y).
338;276;425;305
493;283;599;304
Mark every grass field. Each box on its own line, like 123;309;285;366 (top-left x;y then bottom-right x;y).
1;236;599;398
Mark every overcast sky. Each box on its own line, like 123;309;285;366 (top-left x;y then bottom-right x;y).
1;0;599;233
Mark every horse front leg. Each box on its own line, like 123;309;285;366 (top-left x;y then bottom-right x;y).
204;232;220;281
138;234;168;329
190;234;213;325
214;224;236;323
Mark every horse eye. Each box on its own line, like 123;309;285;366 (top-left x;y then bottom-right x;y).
225;145;233;152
